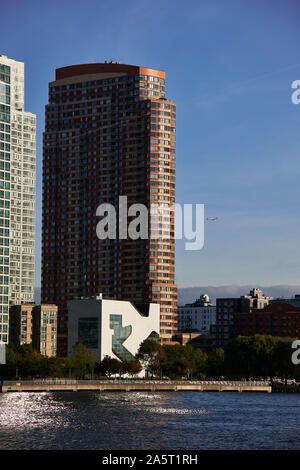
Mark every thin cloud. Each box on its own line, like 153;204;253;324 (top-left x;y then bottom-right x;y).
197;62;300;109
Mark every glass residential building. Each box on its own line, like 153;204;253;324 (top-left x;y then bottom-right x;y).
41;62;177;355
0;55;36;343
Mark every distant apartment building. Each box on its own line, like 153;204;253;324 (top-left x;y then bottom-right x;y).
67;294;160;366
173;331;214;353
41;62;177;355
178;294;216;333
0;55;36;344
269;294;300;307
242;288;272;310
211;288;271;348
234;298;300;338
9;303;33;345
9;304;58;357
32;305;58;357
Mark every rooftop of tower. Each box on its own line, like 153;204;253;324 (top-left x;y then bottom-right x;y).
55;61;165;81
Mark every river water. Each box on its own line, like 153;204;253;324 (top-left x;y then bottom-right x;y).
0;391;299;450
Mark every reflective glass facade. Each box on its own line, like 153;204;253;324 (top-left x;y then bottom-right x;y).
78;317;98;349
110;313;134;361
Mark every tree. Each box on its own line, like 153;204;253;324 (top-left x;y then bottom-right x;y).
22;349;47;378
126;359;142;378
273;337;299;384
163;357;192;379
100;355;121;378
184;346;207;379
4;344;22;379
225;336;260;379
162;344;185;363
160;344;207;379
251;335;277;380
118;360;129;378
136;338;162;377
206;348;224;379
70;342;95;378
224;334;293;381
47;356;71;378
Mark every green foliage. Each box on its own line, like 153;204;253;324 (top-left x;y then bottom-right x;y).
47;356;71;378
126;359;143;377
1;334;299;382
70;341;95;378
136;338;163;376
134;334;300;381
97;356;142;378
160;344;207;379
100;355;121;377
0;343;72;379
224;335;300;380
162;356;192;379
206;348;225;378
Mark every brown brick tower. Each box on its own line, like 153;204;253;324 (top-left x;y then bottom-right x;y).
41;62;177;355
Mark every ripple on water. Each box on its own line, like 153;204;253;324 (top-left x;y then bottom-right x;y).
0;392;71;431
0;391;300;450
148;407;210;415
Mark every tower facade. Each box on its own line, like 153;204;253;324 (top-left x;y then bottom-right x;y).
42;62;177;355
0;55;36;343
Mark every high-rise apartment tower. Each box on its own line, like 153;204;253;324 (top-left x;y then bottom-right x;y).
41;62;177;355
0;55;36;343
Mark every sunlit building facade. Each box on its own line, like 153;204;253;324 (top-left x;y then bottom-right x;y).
9;303;57;357
0;55;36;343
67;294;159;366
41;62;177;355
178;294;216;333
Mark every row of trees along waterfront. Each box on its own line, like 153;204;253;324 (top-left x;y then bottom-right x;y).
1;335;299;382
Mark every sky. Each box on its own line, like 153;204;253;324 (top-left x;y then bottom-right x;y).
1;0;300;289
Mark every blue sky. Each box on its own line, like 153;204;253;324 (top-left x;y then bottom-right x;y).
2;0;300;288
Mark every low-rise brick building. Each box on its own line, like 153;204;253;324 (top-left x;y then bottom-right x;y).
234;300;300;338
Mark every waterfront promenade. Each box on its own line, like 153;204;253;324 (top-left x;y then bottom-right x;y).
0;379;272;393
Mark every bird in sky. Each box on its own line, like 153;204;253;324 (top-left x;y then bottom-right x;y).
207;217;218;221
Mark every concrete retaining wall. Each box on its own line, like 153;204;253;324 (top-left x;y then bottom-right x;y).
0;381;272;393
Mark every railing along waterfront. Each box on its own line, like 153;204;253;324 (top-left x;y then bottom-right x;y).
2;379;271;387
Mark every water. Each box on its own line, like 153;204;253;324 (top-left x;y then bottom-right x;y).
0;391;299;450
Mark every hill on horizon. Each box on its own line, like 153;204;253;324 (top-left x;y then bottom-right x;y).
34;285;300;306
178;284;300;305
